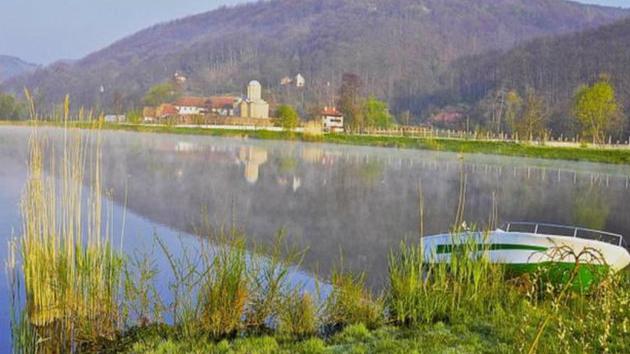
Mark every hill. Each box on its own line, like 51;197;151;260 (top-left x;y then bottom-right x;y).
2;0;628;114
0;55;37;83
441;16;630;134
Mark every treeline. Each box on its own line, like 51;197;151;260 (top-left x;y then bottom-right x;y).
0;93;25;120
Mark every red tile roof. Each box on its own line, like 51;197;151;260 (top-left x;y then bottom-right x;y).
174;96;207;107
208;96;237;109
157;103;178;117
322;107;343;117
431;111;464;124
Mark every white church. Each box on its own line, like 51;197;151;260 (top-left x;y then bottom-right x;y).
239;80;269;119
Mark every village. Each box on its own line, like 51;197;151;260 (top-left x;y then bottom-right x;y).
135;77;346;133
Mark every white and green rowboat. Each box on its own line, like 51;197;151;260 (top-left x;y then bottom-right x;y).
423;222;630;288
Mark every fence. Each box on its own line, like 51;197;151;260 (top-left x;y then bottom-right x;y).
354;127;630;149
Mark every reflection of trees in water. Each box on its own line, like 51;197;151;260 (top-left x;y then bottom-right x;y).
357;159;385;187
572;185;610;231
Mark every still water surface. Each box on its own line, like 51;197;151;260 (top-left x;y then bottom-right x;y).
1;126;629;350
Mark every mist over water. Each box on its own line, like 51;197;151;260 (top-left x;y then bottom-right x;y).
1;126;630;348
95;128;630;281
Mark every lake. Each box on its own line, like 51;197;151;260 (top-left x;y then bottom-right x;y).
1;126;630;350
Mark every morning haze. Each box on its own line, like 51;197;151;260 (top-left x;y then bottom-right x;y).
1;0;630;352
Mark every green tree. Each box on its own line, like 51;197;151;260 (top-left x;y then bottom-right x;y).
127;109;143;124
514;88;548;141
338;73;364;132
573;77;623;144
0;94;22;120
142;82;179;106
504;90;523;135
363;97;393;129
277;104;299;131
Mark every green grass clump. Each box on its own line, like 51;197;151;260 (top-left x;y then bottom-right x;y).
324;271;384;331
199;236;249;338
278;290;319;339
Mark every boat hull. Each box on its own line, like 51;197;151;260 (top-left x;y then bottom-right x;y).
422;230;630;289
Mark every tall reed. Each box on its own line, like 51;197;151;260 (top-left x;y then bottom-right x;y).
388;229;508;326
16;95;123;351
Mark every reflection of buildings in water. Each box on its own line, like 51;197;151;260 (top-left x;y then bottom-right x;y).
238;146;268;184
175;141;202;152
276;176;302;192
302;147;323;164
293;176;301;192
301;146;341;167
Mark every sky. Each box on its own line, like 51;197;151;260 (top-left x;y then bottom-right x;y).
0;0;628;65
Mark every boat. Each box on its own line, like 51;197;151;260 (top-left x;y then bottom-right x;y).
422;222;630;288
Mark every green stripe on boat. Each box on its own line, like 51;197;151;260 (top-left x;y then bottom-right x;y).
436;244;548;254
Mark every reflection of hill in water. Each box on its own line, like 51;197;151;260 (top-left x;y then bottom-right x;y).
2;127;629;288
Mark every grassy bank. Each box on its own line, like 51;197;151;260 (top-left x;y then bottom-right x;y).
2;120;630;165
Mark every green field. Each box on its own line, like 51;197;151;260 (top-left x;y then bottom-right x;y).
3;120;630;165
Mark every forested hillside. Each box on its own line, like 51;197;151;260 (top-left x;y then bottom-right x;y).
441;17;630;136
2;0;627;115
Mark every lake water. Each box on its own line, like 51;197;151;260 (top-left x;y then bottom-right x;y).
1;126;630;350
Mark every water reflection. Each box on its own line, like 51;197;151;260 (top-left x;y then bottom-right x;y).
2;127;630;292
239;146;268;184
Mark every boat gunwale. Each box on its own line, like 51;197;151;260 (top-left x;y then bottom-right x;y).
500;221;625;248
422;229;628;252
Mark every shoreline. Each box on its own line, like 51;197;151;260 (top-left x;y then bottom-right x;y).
2;120;630;165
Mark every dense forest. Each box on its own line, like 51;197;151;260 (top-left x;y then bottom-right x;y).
435;17;630;138
1;0;627;120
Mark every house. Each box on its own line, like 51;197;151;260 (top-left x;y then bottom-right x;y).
239;81;269;119
295;73;305;88
174;72;187;84
207;96;239;116
321;106;344;132
143;106;156;122
430;109;466;129
156;103;178;119
104;114;126;123
174;97;208;116
280;74;305;88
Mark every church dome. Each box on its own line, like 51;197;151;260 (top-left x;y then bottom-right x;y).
247;80;263;101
